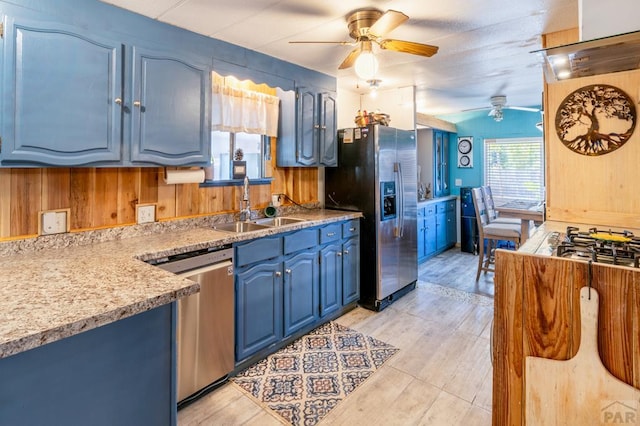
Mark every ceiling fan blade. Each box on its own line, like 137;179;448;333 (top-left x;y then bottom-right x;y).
338;48;361;69
368;10;408;38
507;106;540;112
378;39;439;57
289;40;353;45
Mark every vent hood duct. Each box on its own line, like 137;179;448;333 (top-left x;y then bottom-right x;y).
534;30;640;82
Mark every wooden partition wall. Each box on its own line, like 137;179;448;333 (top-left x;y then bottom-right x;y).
543;29;640;229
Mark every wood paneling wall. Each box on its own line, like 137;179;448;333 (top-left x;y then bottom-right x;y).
0;165;318;239
543;29;640;229
0;73;319;240
492;250;640;425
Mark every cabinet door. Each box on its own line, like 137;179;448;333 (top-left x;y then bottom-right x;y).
433;131;450;197
436;211;448;250
1;17;122;165
235;260;283;361
425;214;437;256
296;88;318;166
129;46;210;165
342;237;360;305
319;242;342;317
319;92;337;166
446;209;457;247
283;251;319;336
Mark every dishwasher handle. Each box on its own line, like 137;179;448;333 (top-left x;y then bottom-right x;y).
178;259;233;278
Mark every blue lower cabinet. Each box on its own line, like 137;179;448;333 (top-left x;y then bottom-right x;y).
319;241;342;317
0;304;176;426
342;236;360;305
283;250;319;336
235;260;283;361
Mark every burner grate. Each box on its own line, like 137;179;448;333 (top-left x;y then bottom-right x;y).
555;227;640;268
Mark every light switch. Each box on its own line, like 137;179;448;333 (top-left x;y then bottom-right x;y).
455;178;463;186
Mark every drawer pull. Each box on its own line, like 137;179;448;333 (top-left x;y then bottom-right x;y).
327;232;336;237
349;227;356;232
275;271;282;277
285;269;292;274
343;250;349;255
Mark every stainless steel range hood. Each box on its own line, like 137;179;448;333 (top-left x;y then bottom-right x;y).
534;30;640;82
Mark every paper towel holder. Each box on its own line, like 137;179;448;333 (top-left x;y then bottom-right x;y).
162;167;206;185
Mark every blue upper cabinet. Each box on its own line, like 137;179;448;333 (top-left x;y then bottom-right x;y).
277;87;337;167
1;17;123;166
128;46;210;165
0;14;210;167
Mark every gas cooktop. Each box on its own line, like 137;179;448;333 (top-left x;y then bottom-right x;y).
545;226;640;268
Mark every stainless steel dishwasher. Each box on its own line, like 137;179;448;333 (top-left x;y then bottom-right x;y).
149;245;234;407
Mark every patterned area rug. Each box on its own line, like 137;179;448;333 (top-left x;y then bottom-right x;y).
231;321;399;425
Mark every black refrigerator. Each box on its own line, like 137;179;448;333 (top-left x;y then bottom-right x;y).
460;187;478;254
325;125;417;311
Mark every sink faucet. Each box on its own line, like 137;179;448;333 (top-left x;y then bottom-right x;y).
240;176;251;222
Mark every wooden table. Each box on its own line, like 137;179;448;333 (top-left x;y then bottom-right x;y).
495;201;544;243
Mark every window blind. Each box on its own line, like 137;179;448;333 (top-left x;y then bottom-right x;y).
484;137;544;204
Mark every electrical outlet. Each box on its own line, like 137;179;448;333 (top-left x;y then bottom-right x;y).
39;209;69;235
136;204;156;224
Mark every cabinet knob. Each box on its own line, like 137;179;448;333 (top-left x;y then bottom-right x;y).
275;271;282;277
285;269;292;274
349;227;356;232
114;98;122;105
133;101;142;107
327;232;336;237
314;124;320;129
343;250;349;255
337;252;342;257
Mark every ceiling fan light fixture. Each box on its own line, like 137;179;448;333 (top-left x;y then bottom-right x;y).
354;42;378;80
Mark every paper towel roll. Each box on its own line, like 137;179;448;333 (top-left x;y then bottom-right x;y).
163;169;205;185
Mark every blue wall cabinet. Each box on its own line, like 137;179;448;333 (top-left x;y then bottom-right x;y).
283;250;319;337
1;15;210;167
129;46;210;165
235;259;283;362
433;130;450;197
277;88;337;167
319;91;337;166
1;18;123;166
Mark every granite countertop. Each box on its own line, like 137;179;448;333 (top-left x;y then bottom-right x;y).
0;208;361;359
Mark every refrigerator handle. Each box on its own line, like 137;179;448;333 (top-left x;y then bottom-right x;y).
394;162;404;237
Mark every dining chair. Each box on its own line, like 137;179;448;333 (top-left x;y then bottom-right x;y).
481;186;521;225
471;187;521;281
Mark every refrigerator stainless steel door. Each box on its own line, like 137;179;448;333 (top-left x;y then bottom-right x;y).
377;127;418;300
395;129;418;289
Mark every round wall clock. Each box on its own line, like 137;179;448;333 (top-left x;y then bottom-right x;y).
555;84;636;156
457;137;473;168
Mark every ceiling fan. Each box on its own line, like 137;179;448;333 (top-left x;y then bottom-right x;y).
485;96;540;122
289;9;439;79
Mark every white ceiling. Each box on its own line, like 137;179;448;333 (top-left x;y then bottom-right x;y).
100;0;578;115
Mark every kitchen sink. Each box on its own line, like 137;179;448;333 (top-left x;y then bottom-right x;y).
253;217;307;227
213;221;271;233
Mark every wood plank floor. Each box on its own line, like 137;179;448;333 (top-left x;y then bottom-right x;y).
178;247;493;425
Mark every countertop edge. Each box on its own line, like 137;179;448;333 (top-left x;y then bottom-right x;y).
0;209;362;359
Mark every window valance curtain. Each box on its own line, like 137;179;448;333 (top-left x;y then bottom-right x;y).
212;80;280;137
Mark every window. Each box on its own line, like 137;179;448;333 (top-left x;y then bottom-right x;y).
484;137;544;204
209;131;266;181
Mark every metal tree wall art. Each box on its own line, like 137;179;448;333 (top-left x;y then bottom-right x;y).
555;84;636;156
